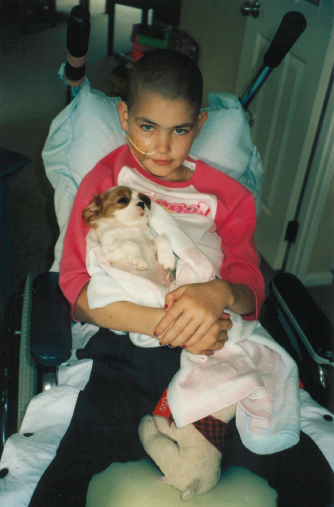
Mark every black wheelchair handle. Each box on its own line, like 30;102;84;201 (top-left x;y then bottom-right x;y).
65;5;91;91
66;5;91;59
240;11;307;110
263;11;307;69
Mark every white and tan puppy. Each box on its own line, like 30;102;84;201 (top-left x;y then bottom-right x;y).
82;186;175;286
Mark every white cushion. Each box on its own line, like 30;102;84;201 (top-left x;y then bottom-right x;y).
86;458;277;507
45;65;262;197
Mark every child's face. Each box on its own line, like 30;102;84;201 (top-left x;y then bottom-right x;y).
118;92;207;182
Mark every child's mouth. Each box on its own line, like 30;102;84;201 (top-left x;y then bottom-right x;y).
153;159;172;166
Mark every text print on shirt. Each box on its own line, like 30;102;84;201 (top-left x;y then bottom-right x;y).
154;197;210;217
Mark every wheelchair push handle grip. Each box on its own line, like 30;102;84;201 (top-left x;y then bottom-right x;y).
67;5;91;58
240;11;306;110
263;11;307;69
65;5;91;87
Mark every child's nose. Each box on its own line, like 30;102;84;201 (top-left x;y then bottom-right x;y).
156;133;171;154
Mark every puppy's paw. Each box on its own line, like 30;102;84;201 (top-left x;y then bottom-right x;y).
155;236;175;270
159;251;176;271
131;257;149;270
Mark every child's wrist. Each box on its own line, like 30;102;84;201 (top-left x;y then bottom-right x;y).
211;279;235;309
222;281;256;315
226;282;237;309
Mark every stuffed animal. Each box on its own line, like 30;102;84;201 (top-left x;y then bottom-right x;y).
138;403;237;501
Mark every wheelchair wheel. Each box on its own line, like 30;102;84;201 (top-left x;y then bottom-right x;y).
17;273;38;431
1;289;21;452
0;274;38;453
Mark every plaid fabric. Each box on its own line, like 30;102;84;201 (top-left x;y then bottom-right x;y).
192;416;228;453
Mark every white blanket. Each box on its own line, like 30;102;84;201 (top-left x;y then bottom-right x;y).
86;202;300;454
168;313;300;454
86;201;217;347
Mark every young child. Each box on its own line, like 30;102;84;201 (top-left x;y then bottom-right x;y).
28;50;332;507
61;49;265;355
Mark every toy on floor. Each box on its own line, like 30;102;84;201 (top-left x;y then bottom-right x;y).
139;403;237;500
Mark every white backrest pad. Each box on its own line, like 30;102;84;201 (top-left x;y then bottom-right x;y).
43;76;263;270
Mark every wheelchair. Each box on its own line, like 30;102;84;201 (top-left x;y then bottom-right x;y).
2;268;333;445
1;6;333;507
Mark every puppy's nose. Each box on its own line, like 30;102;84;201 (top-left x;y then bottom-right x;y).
137;201;145;210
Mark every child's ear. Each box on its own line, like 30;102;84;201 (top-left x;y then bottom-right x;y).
117;101;129;132
195;111;208;138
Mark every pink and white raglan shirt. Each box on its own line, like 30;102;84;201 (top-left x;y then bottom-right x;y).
59;145;265;319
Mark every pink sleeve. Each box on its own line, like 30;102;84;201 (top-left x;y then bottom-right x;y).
217;188;265;319
192;160;265;318
59;179;93;317
59;147;124;317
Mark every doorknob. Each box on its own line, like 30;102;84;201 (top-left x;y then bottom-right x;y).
241;1;261;18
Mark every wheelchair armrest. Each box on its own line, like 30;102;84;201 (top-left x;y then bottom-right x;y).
263;273;334;407
30;272;72;366
266;273;333;365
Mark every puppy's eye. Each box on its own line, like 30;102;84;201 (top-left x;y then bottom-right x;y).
117;197;129;205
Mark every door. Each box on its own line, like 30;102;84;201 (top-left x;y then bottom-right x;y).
235;0;333;270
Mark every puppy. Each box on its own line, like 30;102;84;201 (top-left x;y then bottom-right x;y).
82;186;175;286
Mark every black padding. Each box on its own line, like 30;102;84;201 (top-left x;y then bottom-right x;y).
66;5;91;58
270;273;333;361
264;11;307;68
30;273;72;366
65;61;86;82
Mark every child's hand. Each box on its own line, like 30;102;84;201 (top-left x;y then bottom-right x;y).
183;314;231;355
154;280;233;353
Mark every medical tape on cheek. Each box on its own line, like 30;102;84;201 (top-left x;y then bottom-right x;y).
125;134;157;156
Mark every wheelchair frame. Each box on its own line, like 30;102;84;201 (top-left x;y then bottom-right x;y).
1;269;333;454
1;5;333;457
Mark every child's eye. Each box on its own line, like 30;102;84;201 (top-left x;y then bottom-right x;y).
141;125;154;132
174;128;188;135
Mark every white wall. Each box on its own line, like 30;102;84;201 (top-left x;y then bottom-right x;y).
179;0;246;106
306;171;334;283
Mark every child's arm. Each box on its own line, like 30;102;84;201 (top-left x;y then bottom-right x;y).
153;183;264;352
58;154;170;344
74;282;231;355
74;281;167;337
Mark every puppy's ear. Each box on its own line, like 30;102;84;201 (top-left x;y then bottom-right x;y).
82;195;103;226
139;193;151;210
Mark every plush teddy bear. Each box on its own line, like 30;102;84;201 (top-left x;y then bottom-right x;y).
138;403;237;501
